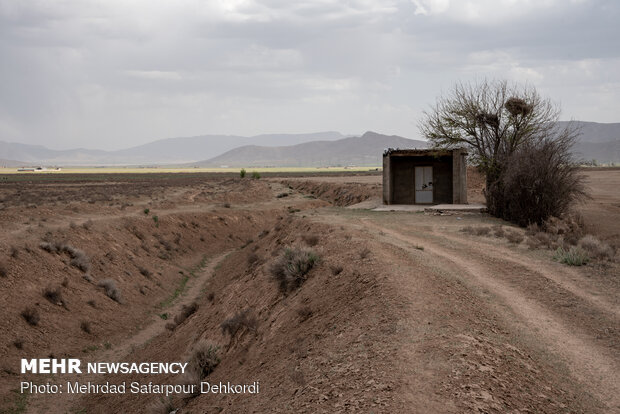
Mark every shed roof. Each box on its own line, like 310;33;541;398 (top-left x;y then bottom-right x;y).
383;148;466;157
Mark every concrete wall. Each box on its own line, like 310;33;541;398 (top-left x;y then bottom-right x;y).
386;155;453;204
452;149;468;204
383;154;392;204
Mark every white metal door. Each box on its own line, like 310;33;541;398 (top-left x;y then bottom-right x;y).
415;166;433;203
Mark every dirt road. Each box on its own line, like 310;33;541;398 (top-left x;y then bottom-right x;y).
313;208;619;412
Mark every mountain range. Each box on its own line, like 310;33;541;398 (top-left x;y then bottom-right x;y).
0;121;617;167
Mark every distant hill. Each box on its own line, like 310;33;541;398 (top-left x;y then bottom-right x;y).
0;121;617;166
195;131;428;167
0;132;345;165
0;158;26;167
558;121;620;164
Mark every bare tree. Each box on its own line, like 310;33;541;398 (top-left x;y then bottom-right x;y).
419;79;585;223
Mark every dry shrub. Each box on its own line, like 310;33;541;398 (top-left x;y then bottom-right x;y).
301;234;319;247
297;306;313;322
488;135;587;226
43;286;66;307
173;302;199;326
98;279;122;303
13;339;23;349
330;265;343;275
186;341;220;380
221;309;258;338
148;397;176;414
21;307;40;326
526;223;540;236
525;237;541;250
247;252;260;266
359;248;371;259
492;225;505;238
0;263;7;278
505;231;524;244
80;321;92;334
10;246;19;258
271;248;320;293
40;242;91;273
534;232;554;249
578;235;615;261
460;226;491;236
139;267;152;278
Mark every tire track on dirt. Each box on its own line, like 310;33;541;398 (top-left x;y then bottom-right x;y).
361;219;620;412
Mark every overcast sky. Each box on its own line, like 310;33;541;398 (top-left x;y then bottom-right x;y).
0;0;618;150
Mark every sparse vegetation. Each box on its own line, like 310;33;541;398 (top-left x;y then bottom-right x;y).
297;306;313;321
220;309;258;338
251;171;261;179
302;234;319;247
173;302;199;327
98;279;122;303
240;168;246;178
0;262;7;278
80;321;92;334
554;246;589;266
139;266;152;278
505;231;524;244
144;208;150;215
247;252;260;265
10;246;19;258
359;248;371;259
39;242;91;273
159;275;189;308
153;215;159;227
43;286;66;307
21;307;40;326
148;396;176;414
271;248;320;293
186;341;220;381
330;265;343;275
12;339;24;349
578;235;615;261
492;225;505;238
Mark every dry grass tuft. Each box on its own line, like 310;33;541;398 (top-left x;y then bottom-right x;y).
505;231;524;244
21;307;40;326
43;286;66;308
80;321;92;334
173;302;199;326
271;248;320;293
297;306;313;321
578;235;615;261
98;279;122;303
554;246;589;266
301;234;319;247
186;341;220;380
221;309;258;338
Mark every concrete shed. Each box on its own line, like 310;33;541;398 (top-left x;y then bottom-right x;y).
383;148;468;205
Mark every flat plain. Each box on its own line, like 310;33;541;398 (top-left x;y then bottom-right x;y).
0;168;617;413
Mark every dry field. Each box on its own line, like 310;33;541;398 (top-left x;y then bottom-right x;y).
0;169;617;413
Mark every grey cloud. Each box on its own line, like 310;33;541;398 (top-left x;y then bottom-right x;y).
0;0;618;150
